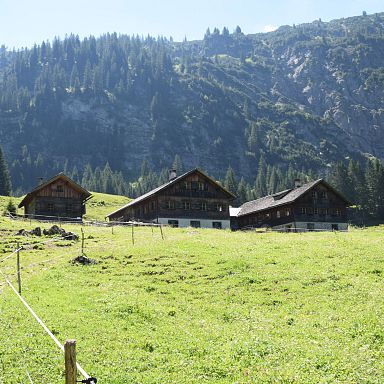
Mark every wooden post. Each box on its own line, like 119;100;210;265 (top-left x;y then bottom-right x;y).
131;224;134;245
17;242;21;294
112;225;114;235
64;339;77;384
160;225;164;240
81;228;85;255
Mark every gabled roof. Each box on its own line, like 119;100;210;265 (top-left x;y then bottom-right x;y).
18;173;92;208
106;168;235;218
237;179;351;217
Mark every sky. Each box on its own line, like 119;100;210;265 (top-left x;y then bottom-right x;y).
1;0;383;49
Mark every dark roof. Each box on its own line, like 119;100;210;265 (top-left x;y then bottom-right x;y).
18;173;92;208
237;179;351;217
106;168;235;218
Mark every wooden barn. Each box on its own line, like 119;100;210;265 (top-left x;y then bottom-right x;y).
107;168;235;229
233;179;351;231
18;173;92;221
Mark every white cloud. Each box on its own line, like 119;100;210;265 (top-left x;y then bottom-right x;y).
264;24;278;33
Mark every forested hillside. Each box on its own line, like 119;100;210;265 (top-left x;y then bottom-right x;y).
0;11;384;198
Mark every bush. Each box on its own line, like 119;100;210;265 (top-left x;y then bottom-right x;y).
4;199;16;215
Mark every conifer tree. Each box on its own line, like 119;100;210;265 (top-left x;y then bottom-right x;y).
0;146;11;196
172;154;184;175
224;166;237;196
254;154;267;198
236;177;248;205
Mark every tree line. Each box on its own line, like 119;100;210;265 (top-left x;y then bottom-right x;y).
1;143;383;223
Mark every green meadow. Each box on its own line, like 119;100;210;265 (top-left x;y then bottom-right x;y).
0;195;383;383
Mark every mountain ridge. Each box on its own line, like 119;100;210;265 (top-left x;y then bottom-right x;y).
0;11;383;192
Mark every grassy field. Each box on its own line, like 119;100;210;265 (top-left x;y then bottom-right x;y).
0;201;383;383
83;192;130;221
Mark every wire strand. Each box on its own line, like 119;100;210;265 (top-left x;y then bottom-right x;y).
0;269;91;380
0;247;22;263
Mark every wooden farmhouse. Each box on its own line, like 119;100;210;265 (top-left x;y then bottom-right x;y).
18;173;92;221
233;179;351;231
107;169;235;229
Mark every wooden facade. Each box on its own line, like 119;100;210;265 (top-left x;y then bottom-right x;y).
107;169;235;229
234;179;350;231
18;173;92;220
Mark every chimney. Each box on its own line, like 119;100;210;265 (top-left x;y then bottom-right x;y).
168;169;177;181
294;179;301;188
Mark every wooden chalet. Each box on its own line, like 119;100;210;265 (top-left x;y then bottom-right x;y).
107;169;235;229
233;179;351;231
18;173;92;221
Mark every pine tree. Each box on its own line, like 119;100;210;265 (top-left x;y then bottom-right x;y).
224;166;237;196
268;166;278;194
172;154;184;175
0;146;12;196
236;177;248;205
330;161;350;199
254;154;267;198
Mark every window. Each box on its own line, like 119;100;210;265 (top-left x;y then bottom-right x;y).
320;191;327;199
191;181;198;190
311;190;317;198
286;209;290;216
314;208;318;215
198;182;205;191
201;202;207;211
307;223;315;231
166;201;175;210
335;209;341;216
184;181;189;190
47;203;54;212
212;222;222;229
168;220;179;228
276;210;280;218
300;207;307;215
331;224;339;231
56;185;63;193
215;203;223;212
183;201;191;210
190;220;200;228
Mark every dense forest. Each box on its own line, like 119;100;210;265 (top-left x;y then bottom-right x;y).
0;12;384;221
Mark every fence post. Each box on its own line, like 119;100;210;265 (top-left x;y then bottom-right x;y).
17;242;21;294
160;225;164;240
81;228;85;255
131;224;134;245
65;339;77;384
